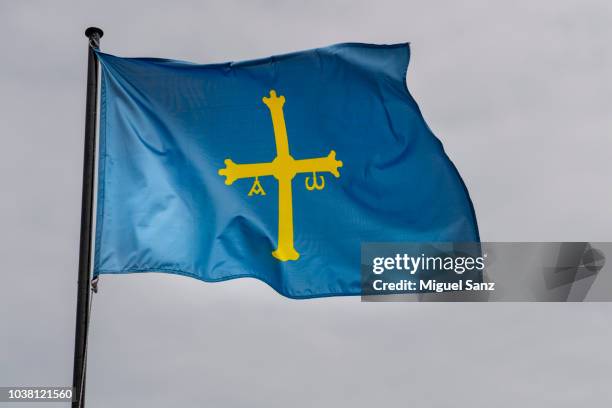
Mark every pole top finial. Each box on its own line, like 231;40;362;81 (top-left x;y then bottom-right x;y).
85;27;104;39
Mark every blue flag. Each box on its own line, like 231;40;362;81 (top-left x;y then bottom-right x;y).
94;43;479;298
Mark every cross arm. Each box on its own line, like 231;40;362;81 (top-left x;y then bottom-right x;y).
218;159;275;185
293;150;343;177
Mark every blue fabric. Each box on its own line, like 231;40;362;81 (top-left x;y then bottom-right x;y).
94;43;479;298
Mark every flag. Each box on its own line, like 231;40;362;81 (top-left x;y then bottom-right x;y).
93;43;479;298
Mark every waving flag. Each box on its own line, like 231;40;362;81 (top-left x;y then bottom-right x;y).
93;43;479;298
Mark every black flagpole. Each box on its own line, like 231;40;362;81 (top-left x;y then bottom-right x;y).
72;26;103;408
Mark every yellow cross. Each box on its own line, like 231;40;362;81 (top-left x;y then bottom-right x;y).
218;90;343;261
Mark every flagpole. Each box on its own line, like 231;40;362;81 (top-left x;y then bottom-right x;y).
72;26;103;408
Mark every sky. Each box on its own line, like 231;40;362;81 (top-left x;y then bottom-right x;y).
1;0;612;407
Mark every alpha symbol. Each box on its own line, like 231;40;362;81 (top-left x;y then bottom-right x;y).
218;90;343;261
248;177;266;196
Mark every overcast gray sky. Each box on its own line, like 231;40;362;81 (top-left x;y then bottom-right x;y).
1;0;612;407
